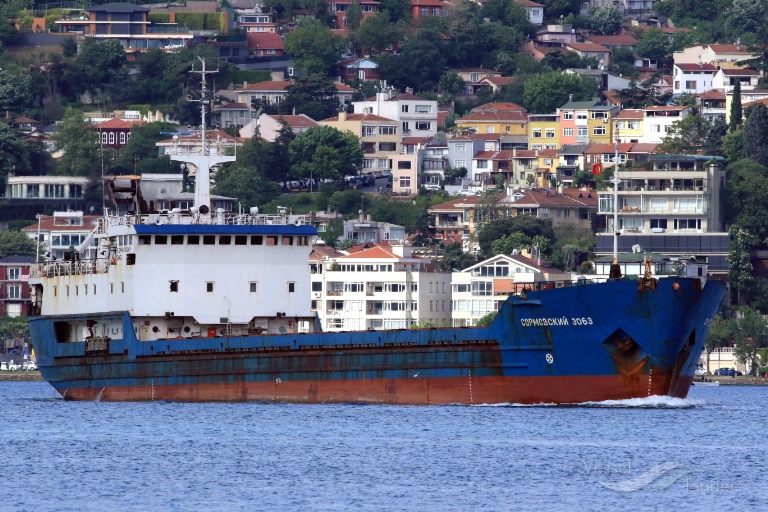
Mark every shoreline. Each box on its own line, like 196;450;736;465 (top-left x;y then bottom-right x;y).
2;373;768;385
0;372;44;382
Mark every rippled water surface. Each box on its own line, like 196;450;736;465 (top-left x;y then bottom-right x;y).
0;382;763;511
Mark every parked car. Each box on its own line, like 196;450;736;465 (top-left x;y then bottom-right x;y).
7;362;21;371
713;368;742;376
456;189;478;196
23;361;38;371
423;184;442;192
694;366;706;376
0;362;8;371
380;170;391;178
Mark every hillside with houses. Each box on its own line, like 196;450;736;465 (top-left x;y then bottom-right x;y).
1;0;768;371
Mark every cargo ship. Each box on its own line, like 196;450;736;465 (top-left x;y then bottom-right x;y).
26;62;725;404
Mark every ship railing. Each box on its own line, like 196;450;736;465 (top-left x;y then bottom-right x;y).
30;258;111;278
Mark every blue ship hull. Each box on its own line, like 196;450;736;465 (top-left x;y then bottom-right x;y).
28;278;724;404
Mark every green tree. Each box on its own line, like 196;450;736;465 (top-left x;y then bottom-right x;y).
438;70;465;103
702;116;728;156
729;225;758;305
730;80;742;131
723;159;768;239
117;122;178;174
280;73;340;121
491;232;533;255
376;39;447;92
289;126;362;181
733;306;768;375
0;122;30;183
0;230;37;258
61;37;77;58
0;72;32;114
657;115;710;154
284;19;346;75
213;163;283;209
71;38;127;96
345;1;363;52
477;215;555;257
358;12;401;53
637;28;670;62
540;0;582;21
378;0;411;22
743;103;768;167
705;314;734;374
722;130;745;161
590;5;622;35
438;241;477;271
724;0;766;40
476;311;497;327
52;107;100;176
523;72;596;114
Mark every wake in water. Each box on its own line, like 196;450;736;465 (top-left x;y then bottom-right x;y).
472;395;706;408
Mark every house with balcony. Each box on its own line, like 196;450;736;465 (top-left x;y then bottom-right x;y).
309;243;451;331
564;42;612;66
643;105;690;144
353;90;438;138
211;102;251;129
583;142;633;172
0;256;35;318
712;68;760;92
95;118;143;152
556;144;589;185
535;148;559;187
504;186;598;229
595;154;728;275
698;90;726;123
236;81;356;110
21;211;100;261
673;44;758;71
54;3;192;50
455;68;503;95
451;253;568;327
528;114;560;150
558;99;618;145
455;102;528;136
585;34;638;53
421;141;449;186
342;213;406;245
320;111;400;174
673;63;717;96
235;10;277;33
4;176;89;214
614;109;644;143
446;137;486;174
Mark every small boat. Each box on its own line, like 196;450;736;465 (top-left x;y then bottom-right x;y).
692;380;720;386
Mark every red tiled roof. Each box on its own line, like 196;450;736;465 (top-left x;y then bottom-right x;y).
723;68;759;75
645;105;688;111
513;0;543;6
627;143;658;153
429;195;483;210
566;42;610;53
698;90;725;100
511;187;598;207
340;246;401;259
481;76;515;86
458;67;501;74
214;102;249;110
538;148;558;157
586;35;638;46
675;63;718;72
239;80;292;91
410;0;445;6
22;215;101;233
584;143;634;154
458;111;528;123
269;114;320;128
707;44;752;54
614;109;643;119
95;118;144;129
471;101;525;112
402;136;433;145
246;32;284;51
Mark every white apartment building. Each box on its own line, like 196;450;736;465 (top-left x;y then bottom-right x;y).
596;154;729;275
310;244;451;331
672;63;717;96
451;254;570;327
353;90;438;138
642;106;690;144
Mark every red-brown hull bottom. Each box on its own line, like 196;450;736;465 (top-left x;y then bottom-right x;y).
58;373;694;404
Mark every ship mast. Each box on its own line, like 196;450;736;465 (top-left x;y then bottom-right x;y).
169;57;236;223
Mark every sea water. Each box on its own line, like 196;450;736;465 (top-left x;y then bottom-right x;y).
0;382;762;512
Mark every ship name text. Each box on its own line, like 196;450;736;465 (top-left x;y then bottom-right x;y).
520;317;593;327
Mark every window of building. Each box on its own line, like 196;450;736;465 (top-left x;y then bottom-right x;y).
379;125;397;135
8;268;20;280
170;280;179;292
401;105;409;113
288;282;295;293
206;282;214;292
577;127;588;137
685;80;696;89
399;176;411;189
532;128;542;138
477;160;488;168
250;282;258;293
7;285;20;299
415;105;432;113
563;112;573;120
102;132;108;144
591;112;607;119
109;132;115;144
545;129;555;138
402;122;410;133
120;132;126;144
563;127;574;137
593;126;606;136
415;122;431;131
